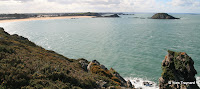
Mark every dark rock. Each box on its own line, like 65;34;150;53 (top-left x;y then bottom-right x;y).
92;60;100;65
110;68;128;87
143;82;153;87
100;64;107;70
78;58;89;71
127;80;133;88
159;50;199;89
151;13;179;19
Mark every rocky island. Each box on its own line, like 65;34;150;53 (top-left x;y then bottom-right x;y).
0;27;133;88
151;13;179;19
159;50;199;89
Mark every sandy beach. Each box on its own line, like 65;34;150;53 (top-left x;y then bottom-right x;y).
0;16;95;23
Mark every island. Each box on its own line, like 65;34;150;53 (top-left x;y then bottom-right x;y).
151;13;179;19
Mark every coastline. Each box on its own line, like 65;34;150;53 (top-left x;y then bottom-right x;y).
0;16;95;23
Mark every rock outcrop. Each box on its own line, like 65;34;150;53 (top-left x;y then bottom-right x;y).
151;13;179;19
86;59;134;88
78;58;89;71
159;50;199;89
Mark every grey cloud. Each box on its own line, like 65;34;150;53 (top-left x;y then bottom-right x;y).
48;0;79;4
0;0;33;2
14;0;33;2
47;0;120;5
84;0;120;5
169;0;200;7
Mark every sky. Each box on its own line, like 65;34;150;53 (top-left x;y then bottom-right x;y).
0;0;200;13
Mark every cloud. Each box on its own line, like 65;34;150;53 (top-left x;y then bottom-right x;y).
0;0;200;13
47;0;78;4
168;0;200;7
47;0;120;5
14;0;33;2
84;0;120;5
0;0;33;2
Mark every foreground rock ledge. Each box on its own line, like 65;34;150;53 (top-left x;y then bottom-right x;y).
0;27;134;89
151;13;179;19
159;50;199;89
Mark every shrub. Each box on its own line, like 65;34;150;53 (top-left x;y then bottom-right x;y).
0;45;15;54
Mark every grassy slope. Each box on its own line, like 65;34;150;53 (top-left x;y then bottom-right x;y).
0;28;120;89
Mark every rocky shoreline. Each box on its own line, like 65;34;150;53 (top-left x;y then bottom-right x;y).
0;27;133;89
0;27;199;89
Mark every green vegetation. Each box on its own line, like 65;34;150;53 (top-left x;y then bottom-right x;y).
161;66;175;80
0;28;121;88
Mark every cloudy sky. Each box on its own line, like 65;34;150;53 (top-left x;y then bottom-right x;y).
0;0;200;13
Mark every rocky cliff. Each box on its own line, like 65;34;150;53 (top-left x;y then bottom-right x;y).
0;27;134;89
151;13;179;19
159;50;199;89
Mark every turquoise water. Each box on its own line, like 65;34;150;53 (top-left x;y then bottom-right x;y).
0;14;200;87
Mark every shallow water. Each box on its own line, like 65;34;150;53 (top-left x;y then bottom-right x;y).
0;13;200;88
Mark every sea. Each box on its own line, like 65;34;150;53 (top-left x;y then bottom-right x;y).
0;13;200;89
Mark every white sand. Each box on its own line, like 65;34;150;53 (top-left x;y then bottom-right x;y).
0;16;95;23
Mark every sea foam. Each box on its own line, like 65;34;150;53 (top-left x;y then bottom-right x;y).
125;76;200;89
124;77;159;89
197;76;200;87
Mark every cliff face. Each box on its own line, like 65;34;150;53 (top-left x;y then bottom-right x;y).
0;27;133;89
151;13;179;19
159;50;199;89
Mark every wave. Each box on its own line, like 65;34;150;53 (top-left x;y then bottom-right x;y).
124;77;159;89
125;76;200;89
197;76;200;87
